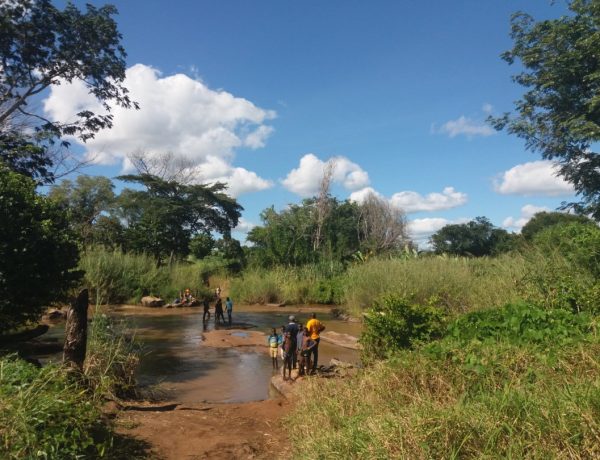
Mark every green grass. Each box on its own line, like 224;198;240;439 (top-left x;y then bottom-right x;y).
0;312;145;459
342;254;527;316
79;247;213;304
287;316;600;459
229;263;344;305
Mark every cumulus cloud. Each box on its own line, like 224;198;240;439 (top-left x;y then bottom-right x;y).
495;160;574;196
389;187;467;213
282;153;370;197
436;115;495;138
350;186;468;214
43;63;275;195
502;204;550;232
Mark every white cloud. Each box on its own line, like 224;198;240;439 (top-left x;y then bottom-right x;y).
495;160;574;196
389;186;467;213
348;187;383;203
437;115;495;138
502;204;550;231
282;153;370;197
43;63;275;195
350;186;468;214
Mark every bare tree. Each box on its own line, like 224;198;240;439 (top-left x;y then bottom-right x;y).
313;159;336;251
358;192;410;254
127;150;196;184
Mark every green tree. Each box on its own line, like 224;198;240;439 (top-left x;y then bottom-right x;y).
491;1;600;218
116;174;242;265
0;0;137;184
430;217;516;257
49;175;116;245
0;0;137;140
521;211;594;241
189;233;215;260
0;165;80;332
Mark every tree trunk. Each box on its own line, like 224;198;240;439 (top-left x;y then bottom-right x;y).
63;289;89;371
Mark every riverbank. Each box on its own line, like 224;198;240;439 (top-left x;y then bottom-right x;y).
115;398;290;459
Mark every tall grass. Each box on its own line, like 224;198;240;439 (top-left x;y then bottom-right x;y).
342;254;528;316
0;309;144;459
230;263;344;305
287;321;600;459
79;247;212;304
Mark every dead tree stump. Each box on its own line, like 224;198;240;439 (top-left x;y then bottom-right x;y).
63;288;89;371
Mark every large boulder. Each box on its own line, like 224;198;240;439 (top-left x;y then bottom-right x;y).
141;296;164;307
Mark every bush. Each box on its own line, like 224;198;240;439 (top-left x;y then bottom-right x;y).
361;295;447;360
0;358;110;459
0;167;81;333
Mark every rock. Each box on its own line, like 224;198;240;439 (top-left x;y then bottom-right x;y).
44;309;66;321
141;296;164;307
329;358;354;368
270;373;302;399
320;331;361;350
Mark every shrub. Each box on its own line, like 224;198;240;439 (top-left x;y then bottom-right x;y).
361;295;447;360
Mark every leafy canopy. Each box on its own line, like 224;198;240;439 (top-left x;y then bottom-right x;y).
116;174;242;264
491;0;600;218
430;216;516;257
0;165;80;332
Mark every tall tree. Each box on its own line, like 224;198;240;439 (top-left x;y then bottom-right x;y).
116;174;242;265
357;193;409;254
0;0;137;183
491;1;600;218
49;175;115;245
0;165;80;332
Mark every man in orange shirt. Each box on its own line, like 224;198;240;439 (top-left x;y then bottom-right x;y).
305;313;325;374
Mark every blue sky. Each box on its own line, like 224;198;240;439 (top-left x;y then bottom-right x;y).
49;0;576;246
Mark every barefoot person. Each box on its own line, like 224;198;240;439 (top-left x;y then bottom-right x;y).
305;313;325;374
202;297;210;322
215;297;225;324
299;328;316;376
267;328;282;369
281;332;294;380
285;315;299;369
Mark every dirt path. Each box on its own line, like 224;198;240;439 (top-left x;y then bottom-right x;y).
116;398;290;459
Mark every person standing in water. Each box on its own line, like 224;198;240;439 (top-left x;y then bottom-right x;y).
215;297;225;325
267;328;282;369
202;297;210;322
305;313;325;374
225;297;233;326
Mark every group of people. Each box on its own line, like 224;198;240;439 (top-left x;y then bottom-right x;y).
173;288;198;307
267;313;325;380
202;286;233;326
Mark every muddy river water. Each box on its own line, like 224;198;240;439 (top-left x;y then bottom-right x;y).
43;305;361;404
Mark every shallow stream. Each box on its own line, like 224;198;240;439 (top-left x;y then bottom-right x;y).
41;305;361;404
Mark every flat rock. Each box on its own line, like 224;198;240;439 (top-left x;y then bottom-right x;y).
320;331;361;350
141;296;164;307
